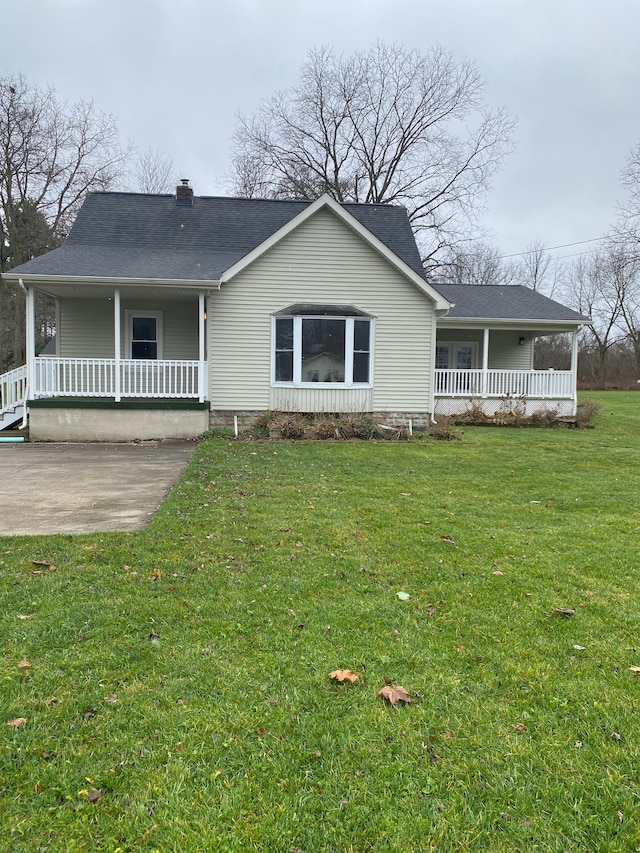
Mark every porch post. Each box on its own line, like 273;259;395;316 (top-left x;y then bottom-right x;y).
198;291;206;403
570;328;579;415
482;328;489;397
114;289;121;402
25;281;35;404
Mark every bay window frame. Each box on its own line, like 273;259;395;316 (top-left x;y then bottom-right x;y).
273;313;372;388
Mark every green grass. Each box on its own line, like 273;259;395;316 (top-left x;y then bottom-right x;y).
1;391;640;851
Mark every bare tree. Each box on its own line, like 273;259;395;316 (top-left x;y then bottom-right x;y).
617;141;640;244
563;248;634;387
129;147;176;194
517;240;560;296
435;240;517;286
0;74;129;368
229;43;516;269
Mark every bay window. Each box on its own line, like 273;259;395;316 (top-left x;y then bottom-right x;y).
274;306;371;386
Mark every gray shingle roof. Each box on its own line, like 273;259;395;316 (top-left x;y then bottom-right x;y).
433;284;590;324
7;192;426;281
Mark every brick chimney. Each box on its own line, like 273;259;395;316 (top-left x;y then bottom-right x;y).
176;179;194;205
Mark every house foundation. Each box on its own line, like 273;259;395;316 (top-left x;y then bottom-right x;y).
29;400;209;442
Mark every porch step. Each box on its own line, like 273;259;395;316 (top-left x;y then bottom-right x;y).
0;405;26;431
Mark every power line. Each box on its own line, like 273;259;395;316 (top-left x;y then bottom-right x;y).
500;235;610;259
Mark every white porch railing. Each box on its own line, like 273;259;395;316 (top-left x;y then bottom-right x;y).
32;357;207;401
0;364;28;427
1;364;28;412
435;368;574;399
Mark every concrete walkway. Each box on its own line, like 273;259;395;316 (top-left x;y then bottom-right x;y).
0;441;197;536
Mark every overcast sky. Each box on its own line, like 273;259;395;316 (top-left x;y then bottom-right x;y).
3;0;639;260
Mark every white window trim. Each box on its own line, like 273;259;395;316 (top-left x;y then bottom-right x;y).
125;310;163;359
272;314;373;388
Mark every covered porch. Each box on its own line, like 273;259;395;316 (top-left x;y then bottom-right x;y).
23;284;209;404
14;281;212;440
433;324;580;417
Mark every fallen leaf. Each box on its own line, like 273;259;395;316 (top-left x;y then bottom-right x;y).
32;560;56;571
17;613;35;621
617;811;624;822
456;644;466;652
17;660;31;670
630;666;640;674
103;695;117;704
612;732;622;741
573;644;586;651
441;730;453;739
87;787;102;803
377;684;412;705
515;722;526;732
287;609;297;617
7;718;27;727
34;783;42;794
396;591;411;601
492;570;504;576
329;669;359;683
440;536;457;546
553;608;575;617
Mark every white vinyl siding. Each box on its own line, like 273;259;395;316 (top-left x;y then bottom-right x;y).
208;207;435;412
122;302;198;359
57;299;199;360
487;330;533;369
58;300;114;358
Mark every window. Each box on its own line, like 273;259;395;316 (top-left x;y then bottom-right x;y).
127;312;162;359
435;342;477;393
274;309;371;386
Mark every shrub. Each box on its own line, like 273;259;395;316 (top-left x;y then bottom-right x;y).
575;400;600;428
429;415;464;441
529;406;561;427
272;412;309;438
455;398;490;425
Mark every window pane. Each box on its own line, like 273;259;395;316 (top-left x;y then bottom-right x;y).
353;352;370;383
354;320;370;352
132;317;156;341
275;351;293;382
455;346;473;370
302;319;345;383
131;341;157;359
435;345;449;369
275;318;293;350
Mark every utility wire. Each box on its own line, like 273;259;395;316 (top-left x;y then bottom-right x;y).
500;235;609;259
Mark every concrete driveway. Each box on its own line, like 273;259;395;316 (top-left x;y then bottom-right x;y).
0;441;197;536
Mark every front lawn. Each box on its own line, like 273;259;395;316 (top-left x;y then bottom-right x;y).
1;392;639;851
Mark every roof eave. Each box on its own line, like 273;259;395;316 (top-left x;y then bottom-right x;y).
437;316;591;329
2;272;221;288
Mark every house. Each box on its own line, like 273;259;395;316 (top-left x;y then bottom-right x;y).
0;184;589;440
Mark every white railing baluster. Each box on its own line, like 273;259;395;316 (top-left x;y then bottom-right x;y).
27;357;202;400
435;368;574;400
